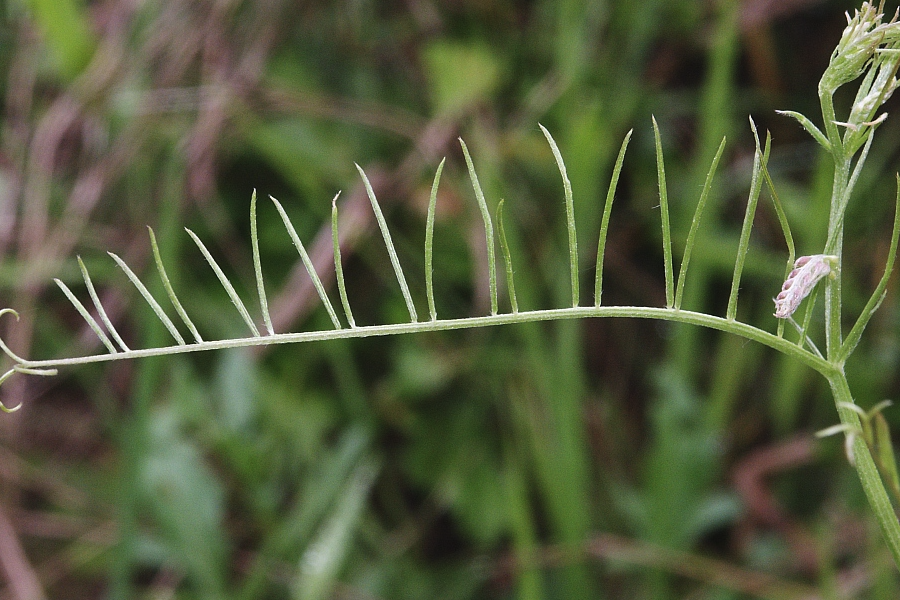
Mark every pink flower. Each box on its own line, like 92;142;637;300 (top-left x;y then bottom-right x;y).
774;255;838;319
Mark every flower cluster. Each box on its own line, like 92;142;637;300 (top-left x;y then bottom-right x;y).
774;255;838;319
820;2;900;98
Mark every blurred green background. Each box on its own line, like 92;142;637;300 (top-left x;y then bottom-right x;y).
1;0;900;598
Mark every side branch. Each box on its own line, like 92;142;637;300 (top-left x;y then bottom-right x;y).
4;306;833;378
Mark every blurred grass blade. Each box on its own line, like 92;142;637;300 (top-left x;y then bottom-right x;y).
108;252;186;345
185;229;261;337
148;227;203;343
652;117;674;308
237;428;370;600
355;164;419;322
503;450;540;600
874;411;900;503
425;158;445;321
77;256;129;351
54;277;118;354
331;193;356;328
251;190;275;335
596;130;632;306
270;195;342;330
497;200;518;313
675;137;726;310
459;138;498;315
540;124;579;307
294;458;380;600
727;118;769;321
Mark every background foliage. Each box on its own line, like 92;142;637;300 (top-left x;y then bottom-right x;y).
1;0;900;598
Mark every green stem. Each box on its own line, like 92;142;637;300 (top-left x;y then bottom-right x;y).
14;306;832;375
827;371;900;566
816;67;900;566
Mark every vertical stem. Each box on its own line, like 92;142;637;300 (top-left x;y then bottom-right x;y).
828;372;900;567
824;159;849;359
817;53;900;566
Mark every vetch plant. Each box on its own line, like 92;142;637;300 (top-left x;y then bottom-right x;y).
3;0;900;572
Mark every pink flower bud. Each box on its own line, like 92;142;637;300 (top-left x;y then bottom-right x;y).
774;255;838;319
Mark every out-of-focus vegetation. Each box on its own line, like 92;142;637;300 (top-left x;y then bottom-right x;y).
1;0;900;598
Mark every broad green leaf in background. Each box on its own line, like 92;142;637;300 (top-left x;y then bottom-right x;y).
141;409;228;598
22;0;96;79
422;40;502;118
294;457;380;600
